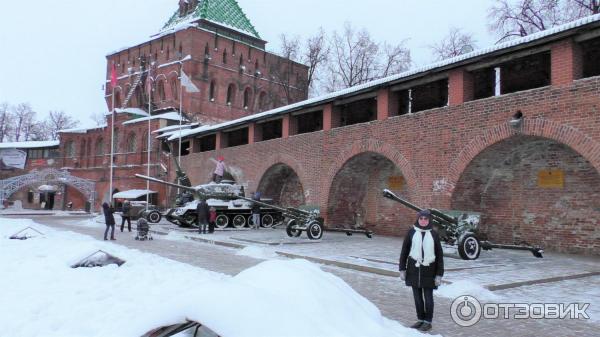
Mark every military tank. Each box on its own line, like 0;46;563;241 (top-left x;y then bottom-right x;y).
165;180;284;229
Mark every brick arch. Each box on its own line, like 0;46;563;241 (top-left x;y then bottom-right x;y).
323;139;420;206
253;153;310;198
445;119;600;194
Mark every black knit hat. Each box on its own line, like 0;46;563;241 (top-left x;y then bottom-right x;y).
415;209;433;228
418;209;431;218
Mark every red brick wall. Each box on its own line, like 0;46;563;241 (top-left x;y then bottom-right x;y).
178;72;600;254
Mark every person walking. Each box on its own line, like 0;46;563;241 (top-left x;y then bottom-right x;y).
208;206;217;234
398;209;444;332
196;198;209;234
251;192;261;229
102;202;116;241
213;156;225;183
120;200;132;232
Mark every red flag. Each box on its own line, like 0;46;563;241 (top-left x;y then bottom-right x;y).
110;63;117;89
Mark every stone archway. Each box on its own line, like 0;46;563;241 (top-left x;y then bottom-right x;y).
251;153;310;202
451;135;600;255
445;119;600;194
326;151;415;236
257;164;305;207
0;169;96;211
323;139;420;204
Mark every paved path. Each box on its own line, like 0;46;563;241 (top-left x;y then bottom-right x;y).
15;215;599;337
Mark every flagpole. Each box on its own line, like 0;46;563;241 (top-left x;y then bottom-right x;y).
178;60;183;169
177;59;184;196
146;64;153;211
109;86;115;206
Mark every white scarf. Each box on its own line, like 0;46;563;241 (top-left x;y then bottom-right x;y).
409;226;436;267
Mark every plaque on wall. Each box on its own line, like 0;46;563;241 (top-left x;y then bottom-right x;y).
388;176;404;190
537;169;564;188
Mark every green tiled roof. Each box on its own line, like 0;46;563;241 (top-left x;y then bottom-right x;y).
162;0;261;39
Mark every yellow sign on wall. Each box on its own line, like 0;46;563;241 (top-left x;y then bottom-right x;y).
537;169;564;188
388;176;405;190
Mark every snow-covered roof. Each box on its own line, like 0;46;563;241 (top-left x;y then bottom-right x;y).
112;189;157;199
59;125;106;134
104;108;150;117
169;13;600;142
153;123;199;134
122;112;188;126
0;141;60;149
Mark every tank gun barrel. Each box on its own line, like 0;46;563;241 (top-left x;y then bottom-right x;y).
166;143;192;187
134;174;232;200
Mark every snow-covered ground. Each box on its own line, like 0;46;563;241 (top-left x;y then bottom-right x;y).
0;218;432;337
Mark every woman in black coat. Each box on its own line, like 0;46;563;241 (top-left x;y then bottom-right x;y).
399;209;444;332
102;202;116;240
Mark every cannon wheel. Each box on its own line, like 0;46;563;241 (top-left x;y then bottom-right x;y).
232;215;246;229
146;211;162;224
458;232;481;260
306;221;323;240
215;214;229;229
285;219;302;237
261;214;274;228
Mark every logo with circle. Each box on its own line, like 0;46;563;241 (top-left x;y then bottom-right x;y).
450;295;482;327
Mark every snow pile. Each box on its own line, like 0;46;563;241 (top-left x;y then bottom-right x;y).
436;280;500;301
236;246;278;259
0;218;427;337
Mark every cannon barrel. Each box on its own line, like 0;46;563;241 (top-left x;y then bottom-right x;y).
166;144;192;187
134;174;231;200
382;189;457;226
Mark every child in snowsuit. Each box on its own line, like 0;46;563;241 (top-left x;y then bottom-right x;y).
208;207;217;233
213;156;225;183
399;209;444;332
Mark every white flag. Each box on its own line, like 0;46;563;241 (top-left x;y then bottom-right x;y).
181;71;200;93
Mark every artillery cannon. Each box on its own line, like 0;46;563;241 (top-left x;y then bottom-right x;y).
382;189;543;260
215;193;373;240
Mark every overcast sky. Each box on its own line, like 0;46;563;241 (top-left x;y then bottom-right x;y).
0;0;495;128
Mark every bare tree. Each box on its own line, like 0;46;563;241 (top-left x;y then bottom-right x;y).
90;112;107;126
324;22;411;92
565;0;600;19
43;110;80;140
11;103;36;142
429;28;478;61
489;0;599;42
279;34;301;61
380;42;411;77
0;102;12;142
303;28;329;95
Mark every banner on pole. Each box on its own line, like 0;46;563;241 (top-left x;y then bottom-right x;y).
181;71;200;93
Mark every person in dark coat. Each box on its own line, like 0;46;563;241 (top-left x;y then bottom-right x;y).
102;202;116;241
120;200;132;232
399;209;444;332
251;192;261;229
196;198;209;234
